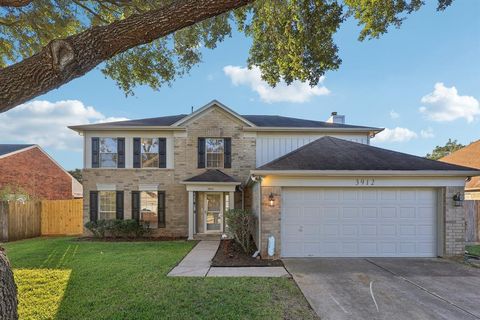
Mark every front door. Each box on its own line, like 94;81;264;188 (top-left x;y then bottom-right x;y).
205;193;223;232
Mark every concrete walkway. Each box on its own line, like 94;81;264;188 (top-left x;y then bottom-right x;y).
168;240;219;277
168;240;290;277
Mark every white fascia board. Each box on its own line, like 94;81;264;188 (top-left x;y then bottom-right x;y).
172;99;256;127
250;170;480;177
180;181;241;185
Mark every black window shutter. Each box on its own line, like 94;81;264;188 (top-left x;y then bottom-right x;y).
133;138;141;168
91;137;100;168
224;138;232;168
116;191;124;220
158;138;167;168
131;191;140;221
158;191;166;228
198;137;205;168
89;191;98;222
117;138;125;168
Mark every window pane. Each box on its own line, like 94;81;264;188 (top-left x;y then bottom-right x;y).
100;153;117;168
206;138;224;168
140;191;158;228
100;138;117;153
142;153;159;168
99;191;116;220
141;138;159;153
206;138;224;153
99;138;117;168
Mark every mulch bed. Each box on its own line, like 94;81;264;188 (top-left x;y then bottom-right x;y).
211;239;283;267
75;236;188;242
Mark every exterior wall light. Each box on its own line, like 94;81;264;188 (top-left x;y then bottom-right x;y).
268;193;275;207
453;192;464;207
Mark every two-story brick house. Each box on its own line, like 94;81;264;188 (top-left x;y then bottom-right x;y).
70;100;478;258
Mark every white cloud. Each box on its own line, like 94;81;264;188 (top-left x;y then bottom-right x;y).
420;127;435;139
420;82;480;122
223;65;330;103
374;127;418;143
390;110;400;119
0;100;128;151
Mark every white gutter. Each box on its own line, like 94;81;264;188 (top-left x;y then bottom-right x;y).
250;170;480;177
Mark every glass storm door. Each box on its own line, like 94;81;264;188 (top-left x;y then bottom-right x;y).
205;193;223;232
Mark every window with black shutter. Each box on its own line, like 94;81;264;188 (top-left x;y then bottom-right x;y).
133;138;141;168
224;138;231;168
89;191;98;222
91;137;100;168
158;138;167;168
117;138;125;168
116;191;124;219
158;191;166;228
131;191;140;221
198;137;205;168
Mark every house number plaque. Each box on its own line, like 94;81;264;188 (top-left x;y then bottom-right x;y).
355;178;375;186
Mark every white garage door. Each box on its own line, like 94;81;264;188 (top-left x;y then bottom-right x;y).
281;188;437;257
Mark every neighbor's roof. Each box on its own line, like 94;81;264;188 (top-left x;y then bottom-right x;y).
183;169;240;183
439;140;480;190
256;137;478;172
0;144;35;157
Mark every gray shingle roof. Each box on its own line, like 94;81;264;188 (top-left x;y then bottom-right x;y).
243;115;378;129
184;170;239;183
0;144;34;157
257;137;477;171
70;113;380;131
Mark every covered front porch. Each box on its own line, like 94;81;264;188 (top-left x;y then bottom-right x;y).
182;170;241;240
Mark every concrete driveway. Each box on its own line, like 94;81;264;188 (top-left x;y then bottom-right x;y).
283;258;480;320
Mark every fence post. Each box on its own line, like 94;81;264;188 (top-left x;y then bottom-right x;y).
0;202;9;242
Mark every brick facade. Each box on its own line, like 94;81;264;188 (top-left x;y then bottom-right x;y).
83;106;256;237
444;186;466;256
0;147;73;200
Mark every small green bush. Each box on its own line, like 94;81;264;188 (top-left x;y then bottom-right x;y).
85;219;150;239
225;209;255;254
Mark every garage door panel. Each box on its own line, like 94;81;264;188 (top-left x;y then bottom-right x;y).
282;188;436;257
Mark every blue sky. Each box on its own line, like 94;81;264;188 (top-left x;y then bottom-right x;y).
0;1;479;170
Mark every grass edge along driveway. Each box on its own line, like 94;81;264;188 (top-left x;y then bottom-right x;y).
3;237;317;320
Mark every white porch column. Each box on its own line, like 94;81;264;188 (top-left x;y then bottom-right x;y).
229;191;235;210
188;191;194;240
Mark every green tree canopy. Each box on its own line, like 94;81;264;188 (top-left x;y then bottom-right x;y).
0;0;454;111
426;138;465;160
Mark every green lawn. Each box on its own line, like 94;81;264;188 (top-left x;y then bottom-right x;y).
466;245;480;256
3;237;317;320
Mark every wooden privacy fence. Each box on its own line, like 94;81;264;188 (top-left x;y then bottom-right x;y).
465;200;480;243
0;199;83;242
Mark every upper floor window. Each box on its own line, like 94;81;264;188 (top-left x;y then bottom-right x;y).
100;138;117;168
141;138;159;168
206;138;224;168
99;191;116;220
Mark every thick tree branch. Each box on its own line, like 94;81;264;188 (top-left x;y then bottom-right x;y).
0;0;253;112
0;0;31;7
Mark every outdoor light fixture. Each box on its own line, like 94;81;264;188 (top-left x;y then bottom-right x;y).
453;192;464;207
268;193;275;207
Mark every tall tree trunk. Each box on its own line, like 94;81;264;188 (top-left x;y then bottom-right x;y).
0;0;253;113
0;249;18;320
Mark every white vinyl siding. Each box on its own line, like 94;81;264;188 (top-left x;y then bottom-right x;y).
281;187;437;258
256;134;369;167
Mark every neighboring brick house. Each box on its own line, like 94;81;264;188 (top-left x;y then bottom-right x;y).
69;100;478;258
0;144;83;200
